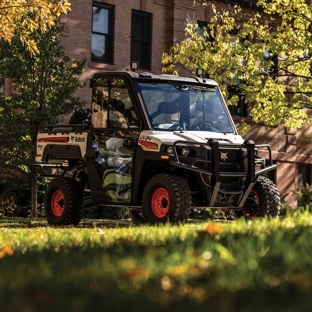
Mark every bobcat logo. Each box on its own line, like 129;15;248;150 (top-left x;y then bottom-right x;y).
220;151;228;161
71;136;75;142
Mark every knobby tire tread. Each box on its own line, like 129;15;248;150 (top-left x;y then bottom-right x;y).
45;177;84;226
142;173;192;224
248;176;280;218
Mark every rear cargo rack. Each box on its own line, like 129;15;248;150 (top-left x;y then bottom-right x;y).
32;163;69;177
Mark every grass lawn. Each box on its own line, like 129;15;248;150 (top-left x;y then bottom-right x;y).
0;214;312;311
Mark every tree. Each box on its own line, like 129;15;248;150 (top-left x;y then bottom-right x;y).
0;0;71;53
0;21;86;217
162;0;312;130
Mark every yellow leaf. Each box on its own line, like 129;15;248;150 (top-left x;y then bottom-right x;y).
0;243;14;258
202;222;224;235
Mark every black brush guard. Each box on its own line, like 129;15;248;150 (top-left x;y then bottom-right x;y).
169;139;276;208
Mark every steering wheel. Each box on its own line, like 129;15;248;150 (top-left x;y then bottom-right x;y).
190;121;214;131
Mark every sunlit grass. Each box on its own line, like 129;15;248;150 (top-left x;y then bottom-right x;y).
0;214;312;311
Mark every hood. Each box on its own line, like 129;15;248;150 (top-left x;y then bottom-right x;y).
172;131;244;144
138;130;245;152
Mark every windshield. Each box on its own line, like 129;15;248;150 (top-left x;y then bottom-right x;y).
135;81;236;133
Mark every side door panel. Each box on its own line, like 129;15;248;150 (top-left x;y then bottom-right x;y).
90;75;140;204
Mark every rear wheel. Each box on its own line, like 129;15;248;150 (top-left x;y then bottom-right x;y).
239;176;280;219
44;177;84;226
142;174;192;224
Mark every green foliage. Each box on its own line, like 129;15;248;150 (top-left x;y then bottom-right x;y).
0;21;86;179
0;19;86;214
278;193;293;216
1;217;312;311
235;121;250;135
0;0;71;54
0;177;49;217
163;0;312;130
189;207;226;220
293;183;312;211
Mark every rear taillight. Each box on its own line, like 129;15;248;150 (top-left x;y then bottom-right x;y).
37;137;69;143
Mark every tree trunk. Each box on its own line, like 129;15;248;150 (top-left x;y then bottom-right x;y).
31;174;38;218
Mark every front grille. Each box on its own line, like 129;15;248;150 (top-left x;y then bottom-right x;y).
220;182;240;192
219;149;239;162
220;164;239;172
219;148;243;192
219;149;241;173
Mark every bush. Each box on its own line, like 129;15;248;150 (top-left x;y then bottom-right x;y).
189;208;227;220
293;183;312;212
0;177;48;217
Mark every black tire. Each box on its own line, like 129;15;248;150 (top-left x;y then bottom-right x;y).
44;177;84;226
141;174;192;224
238;176;280;219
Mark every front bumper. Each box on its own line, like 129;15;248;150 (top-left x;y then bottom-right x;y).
169;139;276;208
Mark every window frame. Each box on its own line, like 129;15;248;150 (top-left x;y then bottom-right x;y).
91;76;140;130
131;10;152;70
91;2;114;64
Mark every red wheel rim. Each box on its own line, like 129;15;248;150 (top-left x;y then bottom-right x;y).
51;190;65;217
243;190;260;218
151;188;170;218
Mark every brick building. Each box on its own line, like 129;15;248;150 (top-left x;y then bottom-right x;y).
2;0;311;208
59;0;312;209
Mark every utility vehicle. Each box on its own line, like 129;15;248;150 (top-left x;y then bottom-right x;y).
33;64;280;225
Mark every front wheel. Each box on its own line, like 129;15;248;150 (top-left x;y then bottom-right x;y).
142;174;192;224
44;177;84;226
239;176;280;219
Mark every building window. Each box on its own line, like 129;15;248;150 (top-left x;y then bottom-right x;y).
91;2;114;64
298;164;311;187
131;10;151;70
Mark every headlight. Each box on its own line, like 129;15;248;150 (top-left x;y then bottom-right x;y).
167;146;174;154
182;147;190;156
